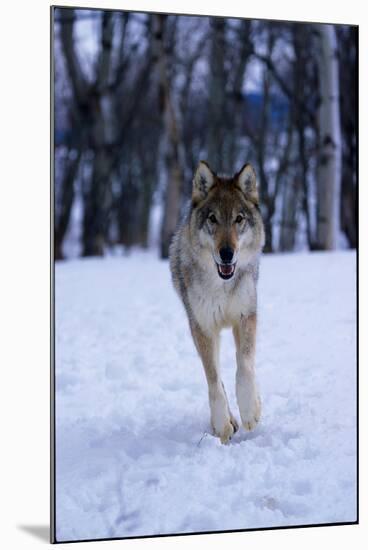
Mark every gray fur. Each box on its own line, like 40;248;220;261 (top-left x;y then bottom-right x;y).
169;161;265;443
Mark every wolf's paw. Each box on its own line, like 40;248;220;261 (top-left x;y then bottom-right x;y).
241;395;261;432
229;411;239;434
212;414;238;444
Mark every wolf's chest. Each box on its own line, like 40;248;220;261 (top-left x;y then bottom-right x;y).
189;275;256;329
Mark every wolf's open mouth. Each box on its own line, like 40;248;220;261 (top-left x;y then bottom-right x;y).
216;262;236;280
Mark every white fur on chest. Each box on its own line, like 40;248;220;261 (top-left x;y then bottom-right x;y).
188;268;256;330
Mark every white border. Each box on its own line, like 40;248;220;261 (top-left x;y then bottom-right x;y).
0;1;365;548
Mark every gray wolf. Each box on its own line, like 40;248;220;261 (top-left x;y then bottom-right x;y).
169;161;265;444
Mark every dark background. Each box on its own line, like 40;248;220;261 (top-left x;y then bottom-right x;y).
53;8;357;260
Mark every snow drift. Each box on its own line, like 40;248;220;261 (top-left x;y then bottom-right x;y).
55;250;357;541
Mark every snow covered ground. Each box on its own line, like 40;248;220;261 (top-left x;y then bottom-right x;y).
54;250;357;542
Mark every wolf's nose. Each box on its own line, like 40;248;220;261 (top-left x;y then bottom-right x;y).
219;246;234;264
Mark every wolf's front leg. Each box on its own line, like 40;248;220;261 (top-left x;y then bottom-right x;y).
233;313;261;431
190;322;238;444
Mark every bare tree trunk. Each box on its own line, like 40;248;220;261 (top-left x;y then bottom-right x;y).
280;173;300;251
315;24;342;250
207;18;226;170
161;161;182;259
139;176;153;248
226;20;252;169
257;60;272;252
59;10;88;107
274;119;294;251
82;148;113;256
338;26;357;249
55;149;81;260
292;24;313;250
152;15;184;259
117;170;139;251
297;123;313;249
60;10;115;257
82;12;114;256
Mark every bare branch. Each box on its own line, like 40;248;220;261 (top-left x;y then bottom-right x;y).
59;9;89;106
96;12;114;90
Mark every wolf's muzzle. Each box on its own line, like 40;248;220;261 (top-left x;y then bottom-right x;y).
216;246;236;280
217;263;236;279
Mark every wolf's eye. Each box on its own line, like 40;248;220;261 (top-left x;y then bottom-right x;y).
235;214;244;224
208;213;217;224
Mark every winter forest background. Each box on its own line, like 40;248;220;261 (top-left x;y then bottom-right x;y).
53;8;357;260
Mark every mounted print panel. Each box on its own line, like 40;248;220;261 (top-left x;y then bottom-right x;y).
51;5;358;543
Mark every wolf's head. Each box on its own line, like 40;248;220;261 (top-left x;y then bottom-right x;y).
190;161;265;281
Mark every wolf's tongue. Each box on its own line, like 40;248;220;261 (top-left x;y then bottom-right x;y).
220;264;233;275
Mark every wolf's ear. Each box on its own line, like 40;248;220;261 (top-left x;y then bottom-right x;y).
236;164;259;204
192;161;215;203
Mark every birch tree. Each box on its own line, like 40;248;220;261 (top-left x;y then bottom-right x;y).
54;149;81;260
207;18;226;170
54;11;355;259
59;10;115;256
152;15;185;259
315;24;342;250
